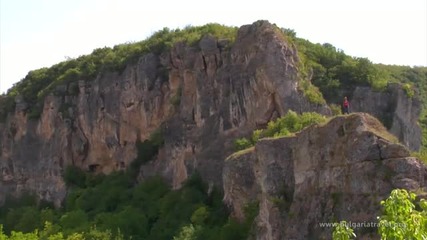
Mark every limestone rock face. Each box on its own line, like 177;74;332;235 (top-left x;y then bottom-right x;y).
0;20;425;238
223;113;427;239
0;20;328;204
351;83;422;150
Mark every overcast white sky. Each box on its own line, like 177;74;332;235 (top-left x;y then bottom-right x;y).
1;0;426;93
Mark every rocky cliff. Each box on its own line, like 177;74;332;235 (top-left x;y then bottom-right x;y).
351;83;422;150
223;113;427;239
0;20;424;239
0;21;329;205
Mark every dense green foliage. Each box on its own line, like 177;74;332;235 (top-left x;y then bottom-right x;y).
0;24;237;121
298;78;327;105
234;111;327;150
333;189;427;240
332;221;356;240
0;223;125;240
375;65;427;104
280;28;390;103
281;29;426;105
378;189;427;239
0;171;257;240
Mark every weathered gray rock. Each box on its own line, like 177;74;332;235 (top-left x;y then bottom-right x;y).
0;20;329;204
351;83;422;150
223;148;260;220
223;113;427;239
0;20;425;239
14;95;28;112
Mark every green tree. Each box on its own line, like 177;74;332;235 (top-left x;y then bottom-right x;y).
333;189;427;240
173;224;198;240
0;225;7;240
332;221;356;240
233;138;252;151
377;189;427;239
63;166;87;188
59;210;88;233
191;206;209;225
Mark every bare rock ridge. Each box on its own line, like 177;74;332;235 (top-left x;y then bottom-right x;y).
223;113;427;239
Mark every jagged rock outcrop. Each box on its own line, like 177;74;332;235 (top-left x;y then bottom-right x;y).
0;20;330;205
223;113;427;239
0;24;424;240
351;83;422;150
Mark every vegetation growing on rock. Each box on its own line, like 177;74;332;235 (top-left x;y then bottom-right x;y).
283;27;427;154
0;21;426;240
1;21;426;153
0;24;238;121
234;111;327;151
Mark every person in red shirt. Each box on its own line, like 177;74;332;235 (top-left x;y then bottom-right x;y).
343;96;350;114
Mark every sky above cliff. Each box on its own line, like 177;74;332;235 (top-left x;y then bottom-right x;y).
0;0;426;93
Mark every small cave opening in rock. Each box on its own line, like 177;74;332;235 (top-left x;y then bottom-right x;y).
88;164;100;173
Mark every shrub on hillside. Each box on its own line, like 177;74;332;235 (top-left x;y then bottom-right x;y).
234;111;327;150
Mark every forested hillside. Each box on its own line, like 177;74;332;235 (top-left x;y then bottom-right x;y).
0;21;426;239
0;170;257;240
